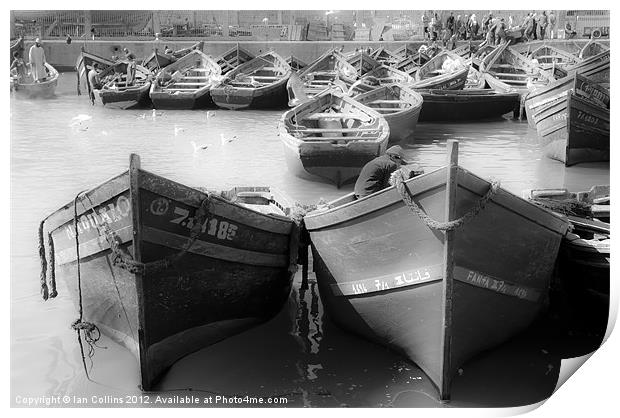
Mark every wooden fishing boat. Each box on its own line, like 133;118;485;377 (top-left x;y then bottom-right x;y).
353;84;423;144
418;89;520;121
346;51;380;77
39;154;299;391
523;73;609;128
525;186;610;310
10;36;24;61
361;64;414;86
94;64;152;109
343;64;415;97
286;49;358;107
470;44;498;70
12;62;59;98
480;43;552;95
579;40;609;60
149;50;222;109
215;45;255;75
450;43;472;60
279;88;389;187
142;49;176;72
210;51;292;110
553;50;610;88
369;47;401;66
412;51;470;90
304;141;570;400
76;49;116;95
170;41;204;58
533;91;609;166
393;44;432;64
142;42;205;71
394;55;422;77
286;55;307;72
528;45;581;72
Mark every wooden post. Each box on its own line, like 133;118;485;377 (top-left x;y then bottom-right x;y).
439;140;458;401
152;11;161;36
129;154;148;389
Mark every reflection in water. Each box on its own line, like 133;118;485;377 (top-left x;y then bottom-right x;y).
11;74;609;407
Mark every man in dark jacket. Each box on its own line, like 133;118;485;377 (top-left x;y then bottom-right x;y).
354;146;412;199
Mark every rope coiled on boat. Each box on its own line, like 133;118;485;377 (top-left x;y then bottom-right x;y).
393;169;500;231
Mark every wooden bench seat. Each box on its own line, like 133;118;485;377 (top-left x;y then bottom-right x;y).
303;113;372;122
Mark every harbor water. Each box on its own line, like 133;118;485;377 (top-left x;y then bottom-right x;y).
11;73;609;408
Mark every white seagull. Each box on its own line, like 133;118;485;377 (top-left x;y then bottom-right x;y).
190;141;210;152
206;111;216;119
174;125;185;136
220;133;238;145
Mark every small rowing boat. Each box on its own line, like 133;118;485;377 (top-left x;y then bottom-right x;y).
94;63;152;109
12;62;59;99
523;73;609;128
286;55;307;72
480;43;552;95
353;83;423;144
215;45;255;75
286;49;358;107
210;51;292;110
142;42;205;71
346;51;380;77
75;48;116;96
369;47;401;66
149;50;222;109
417;89;520;122
279;88;389;187
527;45;581;72
553;49;610;88
39;154;299;390
412;51;470;90
579;40;609;60
533;90;609;166
304;140;569;400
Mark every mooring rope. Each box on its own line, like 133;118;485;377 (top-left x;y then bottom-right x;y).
46;232;58;298
108;195;211;275
393;170;500;232
38;220;49;301
72;190;99;381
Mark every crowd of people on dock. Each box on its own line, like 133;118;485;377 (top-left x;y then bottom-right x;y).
422;10;562;49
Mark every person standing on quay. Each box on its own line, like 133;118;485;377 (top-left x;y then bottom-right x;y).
28;38;47;83
537;11;548;41
446;12;455;37
548;11;556;39
422;12;430;42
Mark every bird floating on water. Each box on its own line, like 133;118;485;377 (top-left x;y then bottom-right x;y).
152;109;165;118
190;141;210;152
220;133;238;145
206;111;216;118
174;125;185;136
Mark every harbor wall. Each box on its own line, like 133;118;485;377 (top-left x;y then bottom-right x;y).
24;39;610;71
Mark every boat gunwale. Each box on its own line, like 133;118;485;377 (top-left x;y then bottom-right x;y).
304;165;569;235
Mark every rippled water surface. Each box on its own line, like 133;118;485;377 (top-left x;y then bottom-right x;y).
11;73;609;407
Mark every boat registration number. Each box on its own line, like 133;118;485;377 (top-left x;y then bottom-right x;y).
576;111;599;125
453;266;542;302
331;264;443;296
167;205;238;241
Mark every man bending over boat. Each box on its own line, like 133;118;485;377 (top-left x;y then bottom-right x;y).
354;146;421;199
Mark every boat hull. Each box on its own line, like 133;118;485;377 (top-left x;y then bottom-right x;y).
418;90;520;122
412;66;469;90
44;160;296;390
97;82;152;110
534;92;609;166
282;136;386;187
304;165;568;398
150;89;215;109
524;74;609;128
